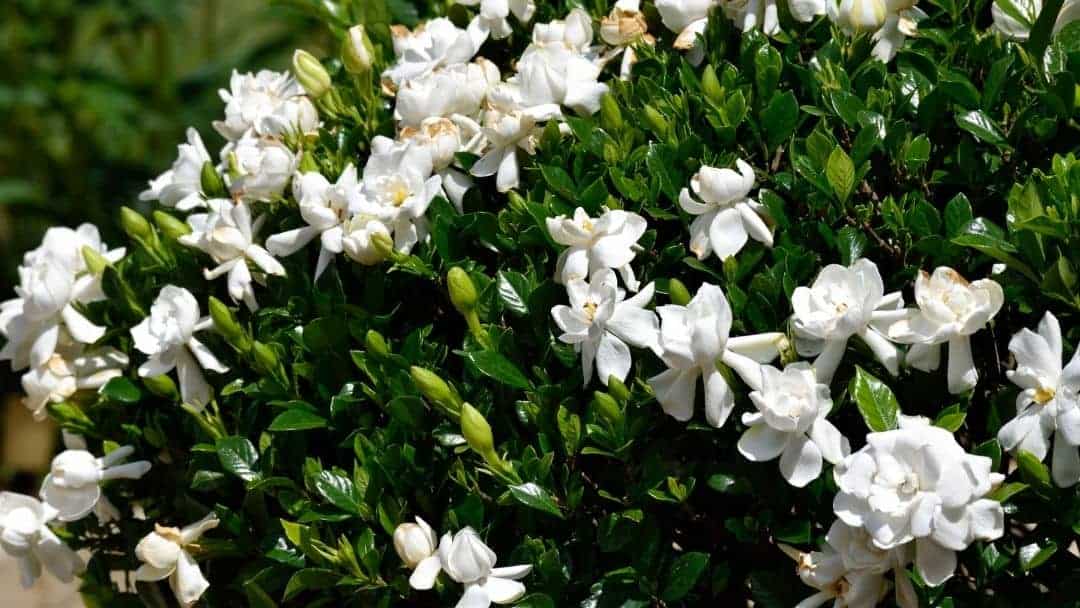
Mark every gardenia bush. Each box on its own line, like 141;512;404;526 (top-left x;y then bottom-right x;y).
3;0;1080;605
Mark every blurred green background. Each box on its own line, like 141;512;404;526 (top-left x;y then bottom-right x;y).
0;0;322;479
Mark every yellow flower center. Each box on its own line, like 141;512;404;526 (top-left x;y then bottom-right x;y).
1034;387;1056;405
583;301;598;321
392;185;409;207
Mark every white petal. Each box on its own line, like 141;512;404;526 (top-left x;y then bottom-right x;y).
809;418;850;464
409;555;442;590
266;226;320;257
708;207;749;261
915;538;956;586
860;327;901;376
495;148;520;193
1052;436;1080;488
176;348;211;409
187;338;229;374
703;368;735;428
649;368;699;422
966;499;1004;540
726;333;783;363
482;576;527;604
171;550;211;606
906;342;941;372
737;425;789;461
595;333;632;385
247;245;285;277
812;338;848;385
736;202;773;246
779;435;823;487
947;336;978;394
456;584;492;608
490;565;532;580
62;306;106;344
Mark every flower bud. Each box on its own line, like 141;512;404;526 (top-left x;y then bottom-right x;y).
81;246;109;276
252;341;279;373
365;329;390;357
702;65;723;104
152;210;192;241
507;191;528;214
600;94;623;133
208;296;244;342
668;278;692;306
200;161;227;198
142;374;179;401
607;376;631;402
836;0;888;32
393;518;437;568
644;105;671;140
371;231;395;260
293;50;332;99
447;267;478;315
342;25;375;75
460;403;495;457
592;391;623;425
410;366;461;413
120;207;153;242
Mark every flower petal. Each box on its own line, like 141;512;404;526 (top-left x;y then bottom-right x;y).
915;538;956;586
737;424;789;462
409;555;442;590
779;435;823;487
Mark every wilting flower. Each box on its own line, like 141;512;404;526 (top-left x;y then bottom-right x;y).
40;445;151;523
515;9;609;116
992;0;1080;40
678;159;772;261
997;312;1080;487
383;18;487;90
738;363;850;487
180;199;286;311
600;0;654;79
225;135;298;203
0;492;83;589
648;283;784;428
833;419;1005;586
20;331;128;421
359;137;443;255
140;128;212;211
394;517;443;590
723;0;825;35
887;267;1004;394
131;285;229;409
438;527;533;607
457;0;537;39
213;69;318;141
470;84;562;192
546;207;647;291
551;269;660;385
790;258;904;384
135;514;219;607
267;166;360;280
656;0;718;65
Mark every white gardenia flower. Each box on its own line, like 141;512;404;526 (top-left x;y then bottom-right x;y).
791;258;905;384
551;269;660;385
438;527;533;607
998;312;1080;487
135;514;219;607
267;166;361;280
546;207;647;292
0;493;84;589
992;0;1080;40
383;18;487;90
515;9;609;116
213;69;319;141
833;420;1005;586
40;445;151;523
457;0;537;39
225;135;298;203
738;363;850;487
22;223;126;280
887;267;1004;394
395;60;501;128
826;0;927;62
648;283;785;428
678;159;773;262
21;330;128;421
724;0;825;36
470;84;562;193
401;116;484;212
180;199;287;311
656;0;718;65
131;285;229;409
600;0;654;79
394;517;444;590
140;128;211;211
358;136;443;255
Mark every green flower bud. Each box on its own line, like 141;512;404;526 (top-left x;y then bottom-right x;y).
153;210;191;241
120;207;153;242
644;105;671;140
702;65;723;105
208;297;244;341
342;25;374;75
668;278;692;306
460;403;495;457
252;341;281;375
143;374;179;401
507;191;527;214
81;246;109;276
365;329;390;357
410;366;462;413
298;151;318;174
600;93;623;133
447;267;478;315
591;391;623;425
607;376;631;402
200;161;227;198
371;231;395;260
293;50;332;99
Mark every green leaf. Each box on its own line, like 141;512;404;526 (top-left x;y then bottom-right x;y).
905;135;931;169
243;580;279;608
216;436;261;482
661;552;710;602
540;165;577;200
268;409;328;432
1016;450;1052;487
313;470;365;516
1020;541;1057;571
101;377;143;404
762;91;799;148
952;218;1038;281
988;482;1028;502
836;226;867;266
848;366;900;432
933;405;966;432
507;483;564;518
944;193;973;237
463;350;532;389
283;568;340;600
826;147;855;203
1028;0;1066;56
955;110;1007;146
497;271;530;316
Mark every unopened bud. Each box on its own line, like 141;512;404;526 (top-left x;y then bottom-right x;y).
120;207;153;242
461;403;495;457
208;297;244;341
600;94;623;133
298;151;318;174
200;161;227;198
342;25;374;75
252;341;279;373
447;267;478;315
293;50;332;99
153;210;191;241
142;374;179;401
365;329;390;357
410;366;461;413
507;191;527;214
591;391;623;425
668;278;691;306
393;518;437;568
644;105;671;140
371;231;395;260
702;65;722;104
81;246;109;276
607;376;631;402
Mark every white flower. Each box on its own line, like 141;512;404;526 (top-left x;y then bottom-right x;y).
266;166;360;280
359;137;443;255
600;0;654;79
546;207;647;291
647;283;784;427
678;159;773;261
997;312;1080;487
470;84;562;193
457;0;537;39
131;285;229;409
0;492;83;589
887;267;1004;394
437;527;533;607
341;214;394;266
551;269;660;385
791;258;904;384
394;517;443;590
383;18;487;90
400;117;484;212
832;421;1005;586
21;330;128;421
724;0;825;36
992;0;1080;40
22;223;125;279
656;0;718;65
515;9;609;116
213;69;318;141
180;199;286;311
134;514;219;607
826;0;926;62
40;445;151;523
226;135;298;203
738;363;850;487
395;60;501;128
139;128;212;211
